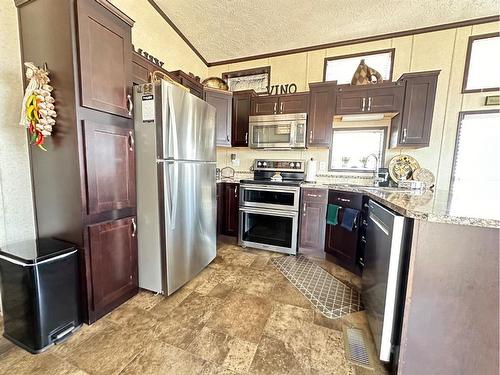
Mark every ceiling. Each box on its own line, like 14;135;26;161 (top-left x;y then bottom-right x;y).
153;0;499;64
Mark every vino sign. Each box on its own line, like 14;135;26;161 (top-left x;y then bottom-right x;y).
266;83;298;95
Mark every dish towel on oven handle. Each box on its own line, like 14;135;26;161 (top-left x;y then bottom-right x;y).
326;204;341;226
341;207;359;231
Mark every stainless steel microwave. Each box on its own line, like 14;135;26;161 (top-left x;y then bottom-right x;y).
248;113;307;149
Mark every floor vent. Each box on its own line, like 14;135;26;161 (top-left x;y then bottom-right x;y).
271;255;363;319
343;326;373;369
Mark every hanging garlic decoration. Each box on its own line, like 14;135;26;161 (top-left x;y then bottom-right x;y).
19;62;57;151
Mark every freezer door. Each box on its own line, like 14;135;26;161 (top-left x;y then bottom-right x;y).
160;80;216;161
161;160;216;295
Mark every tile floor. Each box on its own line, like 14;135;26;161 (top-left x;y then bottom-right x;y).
0;238;388;375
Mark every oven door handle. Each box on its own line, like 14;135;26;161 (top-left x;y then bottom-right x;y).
239;207;298;218
239;184;299;193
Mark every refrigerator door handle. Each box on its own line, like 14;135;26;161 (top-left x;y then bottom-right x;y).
164;161;178;229
165;86;179;160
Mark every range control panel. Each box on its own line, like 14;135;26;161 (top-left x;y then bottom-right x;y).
254;159;305;172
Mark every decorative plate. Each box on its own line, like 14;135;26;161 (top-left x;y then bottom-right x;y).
412;168;435;188
388;155;420;182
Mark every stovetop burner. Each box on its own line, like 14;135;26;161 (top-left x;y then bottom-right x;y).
239;179;303;187
244;158;306;186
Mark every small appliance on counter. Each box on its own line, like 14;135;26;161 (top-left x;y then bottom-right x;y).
0;238;81;353
377;167;390;187
305;158;317;183
239;159;305;254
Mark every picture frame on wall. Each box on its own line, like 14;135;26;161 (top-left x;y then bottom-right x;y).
222;66;271;94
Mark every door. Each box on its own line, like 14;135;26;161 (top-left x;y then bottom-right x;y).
162;161;216;294
84;121;136;216
335;90;367;114
251;96;279;115
88;216;138;312
160;81;216;161
365;86;404;113
308;83;336;147
299;188;328;256
77;0;132;117
223;183;239;236
239;184;300;211
232;90;256;146
398;73;438;146
279;93;310;114
205;89;233;147
132;53;149;86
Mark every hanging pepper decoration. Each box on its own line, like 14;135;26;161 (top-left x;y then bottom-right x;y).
19;62;56;151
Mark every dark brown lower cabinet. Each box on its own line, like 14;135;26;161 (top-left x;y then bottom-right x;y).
216;182;239;237
299;188;328;257
324;190;363;275
87;216;138;321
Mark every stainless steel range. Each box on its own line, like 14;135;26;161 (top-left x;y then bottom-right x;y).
238;159;305;255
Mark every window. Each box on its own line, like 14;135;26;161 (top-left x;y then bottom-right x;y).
222;66;270;93
329;127;386;172
450;111;500;218
462;33;500;92
324;49;394;84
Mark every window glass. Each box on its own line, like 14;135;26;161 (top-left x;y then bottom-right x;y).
325;51;393;84
450;112;500;218
464;35;500;91
330;128;386;171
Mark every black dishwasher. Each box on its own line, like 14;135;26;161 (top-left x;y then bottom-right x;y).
0;238;82;353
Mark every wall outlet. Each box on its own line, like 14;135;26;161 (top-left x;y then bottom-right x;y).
319;161;327;171
231;159;240;167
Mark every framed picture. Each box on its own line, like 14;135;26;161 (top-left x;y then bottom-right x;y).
222;66;271;93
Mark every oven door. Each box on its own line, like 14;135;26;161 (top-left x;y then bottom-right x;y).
238;207;298;254
239;184;300;211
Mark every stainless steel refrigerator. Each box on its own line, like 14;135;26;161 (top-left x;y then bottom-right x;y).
133;80;217;295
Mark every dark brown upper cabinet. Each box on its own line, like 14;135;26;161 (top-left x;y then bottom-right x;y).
84;121;136;217
205;88;233;147
170;70;204;99
232;90;257;147
390;71;440;148
308;82;337;147
250;93;310;116
335;83;404;115
88;216;138;316
299;188;328;257
77;0;133;118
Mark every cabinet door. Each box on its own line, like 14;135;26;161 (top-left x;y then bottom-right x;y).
299;188;328;256
308;84;336;147
365;86;404;113
88;216;138;312
181;77;204;99
223;183;239;236
279;93;310;114
216;183;224;235
84;121;136;216
398;73;438;146
206;90;233;146
251;96;279;115
232;90;256;146
77;0;132;117
335;91;366;115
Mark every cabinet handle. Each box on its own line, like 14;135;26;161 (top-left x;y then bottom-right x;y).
303;202;306;215
362;97;366;111
280;102;283;113
128;130;134;151
127;94;133;116
307;193;319;197
309;130;313;143
234;186;237;198
131;218;137;237
273;102;277;114
402;128;407;142
367;97;372;111
337;197;351;203
245;132;248;144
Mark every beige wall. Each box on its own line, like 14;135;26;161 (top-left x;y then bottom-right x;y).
0;0;207;246
212;22;500;189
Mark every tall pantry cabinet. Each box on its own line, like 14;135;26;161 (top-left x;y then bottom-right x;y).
16;0;138;323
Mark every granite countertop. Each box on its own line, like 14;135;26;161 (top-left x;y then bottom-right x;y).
302;182;500;229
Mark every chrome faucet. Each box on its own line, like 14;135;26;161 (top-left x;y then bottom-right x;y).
367;153;384;187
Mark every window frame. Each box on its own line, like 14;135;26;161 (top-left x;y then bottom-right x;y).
222;66;271;94
461;32;500;93
450;109;500;192
323;48;395;83
328;126;387;173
